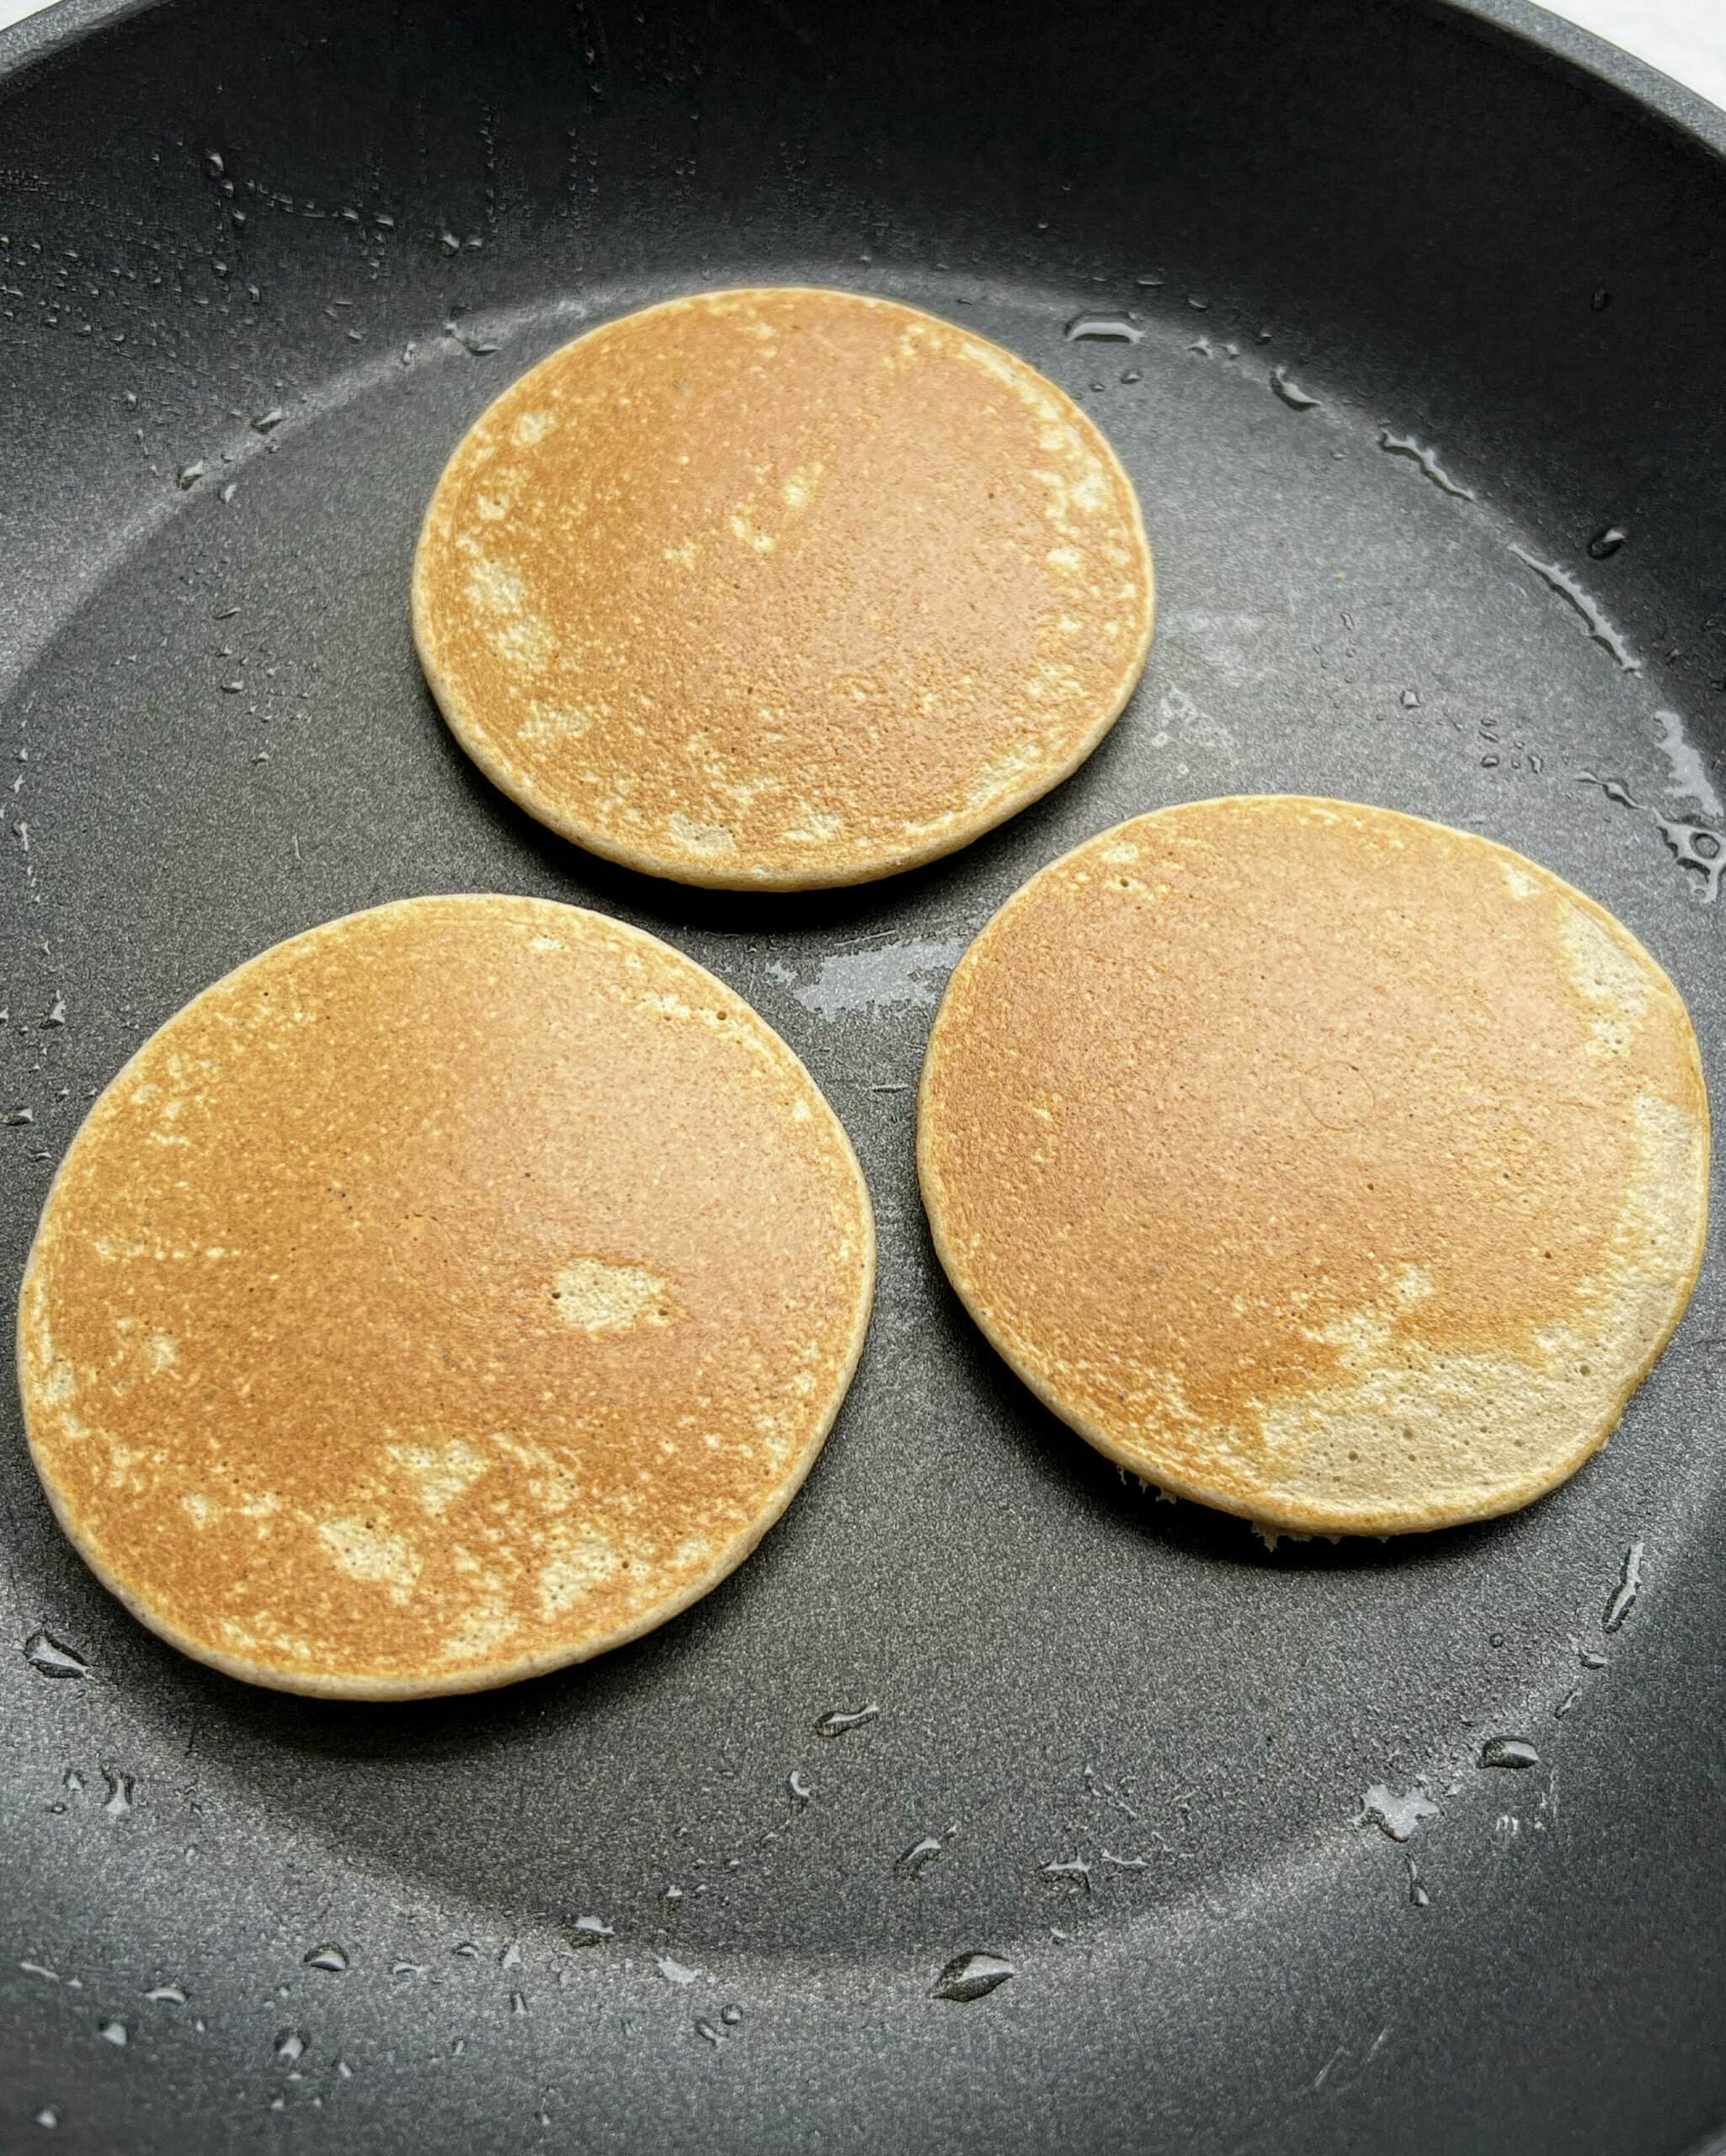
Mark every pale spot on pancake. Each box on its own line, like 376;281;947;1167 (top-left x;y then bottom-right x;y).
475;493;510;523
441;1601;517;1660
1070;467;1109;514
1560;901;1651;1057
664;538;700;569
490;616;556;673
318;1515;422;1598
40;1361;76;1407
720;774;779;808
1500;860;1539;900
529;934;564;953
781;462;823;510
183;1492;214;1526
785;807;844;843
551;1257;677;1333
519;702;594;747
466;557;529;616
667;810;738;857
538;1528;621;1616
1047;545;1084;574
387;1437;491;1517
727;511;775;553
511;409;554;447
964;739;1042;812
145;1331;179;1375
1099;841;1140;865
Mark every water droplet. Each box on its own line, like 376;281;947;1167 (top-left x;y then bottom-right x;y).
786;1770;812;1803
1100;1849;1148;1872
24;1631;89;1680
390;1961;426;1977
440;232;461;253
444;318;500;356
274;2031;305;2062
509;1990;528;2016
1400;689;1421;710
34;2106;58;2129
1587;526;1626;560
1133;272;1165;288
1576;1641;1607;1669
20;1961;60;1983
218;483;237;504
452;1942;481;1959
1063;313;1142;344
337;2060;354;2079
1555;1684;1582;1718
931;1952;1015;2004
302;1945;348;1973
1041;1856;1093;1892
1509;547;1638;670
1479;1737;1539;1770
251;408;284;434
1605;1540;1644;1631
720;2004;743;2026
498;1941;521;1970
1405;1855;1430;1908
567;1916;614;1946
663;1883;685;1903
174;461;205;490
1119;368;1143;385
1590;286;1611;312
655;1956;701;1988
8;1106;39;1128
42;996;65;1027
1270;366;1318;411
61;1770;83;1795
1358;1784;1440;1842
695;2016;722;2047
100;1769;133;1817
1652;816;1724;899
97;2020;127;2047
815;1703;878;1737
1185;294;1210;311
897;1835;944;1880
1378;430;1474;500
144;1985;185;2004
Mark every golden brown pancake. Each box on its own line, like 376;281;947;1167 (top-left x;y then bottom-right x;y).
18;897;874;1697
413;287;1154;889
918;797;1708;1537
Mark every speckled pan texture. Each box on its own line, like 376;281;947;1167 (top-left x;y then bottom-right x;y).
919;798;1709;1537
413;287;1155;889
17;896;875;1697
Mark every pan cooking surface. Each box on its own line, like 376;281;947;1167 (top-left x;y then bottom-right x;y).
2;2;1723;2148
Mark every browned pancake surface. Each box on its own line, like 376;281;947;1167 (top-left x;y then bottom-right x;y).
19;897;874;1695
918;798;1708;1536
413;288;1153;888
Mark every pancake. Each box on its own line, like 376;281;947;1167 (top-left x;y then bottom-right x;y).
917;797;1708;1537
412;287;1154;889
18;896;874;1697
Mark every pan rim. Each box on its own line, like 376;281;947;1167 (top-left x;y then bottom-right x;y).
3;0;1724;168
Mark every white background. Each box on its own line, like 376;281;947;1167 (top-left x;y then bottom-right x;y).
0;0;1722;109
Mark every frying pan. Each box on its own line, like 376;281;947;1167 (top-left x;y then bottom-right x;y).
2;0;1723;2148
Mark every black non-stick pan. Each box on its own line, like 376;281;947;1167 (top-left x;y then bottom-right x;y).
3;0;1723;2148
